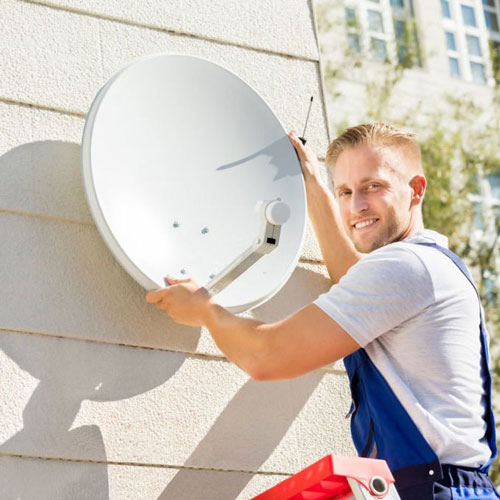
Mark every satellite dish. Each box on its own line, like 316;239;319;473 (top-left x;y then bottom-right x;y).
81;54;306;312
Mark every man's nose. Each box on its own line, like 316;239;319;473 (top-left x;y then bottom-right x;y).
351;191;369;214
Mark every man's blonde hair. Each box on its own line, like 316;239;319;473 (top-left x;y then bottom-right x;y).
326;122;423;175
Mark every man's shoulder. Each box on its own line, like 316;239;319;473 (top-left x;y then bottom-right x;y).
340;231;452;294
361;230;448;268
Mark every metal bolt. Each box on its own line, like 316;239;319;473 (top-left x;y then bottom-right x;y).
209;273;215;279
180;269;186;274
201;227;209;234
173;221;179;228
369;476;388;495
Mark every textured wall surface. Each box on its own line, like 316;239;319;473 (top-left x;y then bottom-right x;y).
0;1;353;498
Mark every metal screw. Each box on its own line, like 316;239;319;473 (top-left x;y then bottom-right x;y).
209;273;215;279
201;227;209;234
369;476;388;495
180;269;186;274
173;221;179;228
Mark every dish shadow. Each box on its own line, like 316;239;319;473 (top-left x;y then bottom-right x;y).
216;136;300;182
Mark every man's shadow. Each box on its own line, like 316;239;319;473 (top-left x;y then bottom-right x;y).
0;141;338;499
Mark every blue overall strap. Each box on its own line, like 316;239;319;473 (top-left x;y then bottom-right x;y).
343;348;442;496
415;242;498;472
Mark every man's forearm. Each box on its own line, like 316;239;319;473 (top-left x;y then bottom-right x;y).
306;175;362;283
204;303;269;378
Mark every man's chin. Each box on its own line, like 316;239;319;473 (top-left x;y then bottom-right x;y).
353;236;387;253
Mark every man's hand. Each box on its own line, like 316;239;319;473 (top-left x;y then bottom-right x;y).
288;130;323;181
289;130;362;284
145;276;215;327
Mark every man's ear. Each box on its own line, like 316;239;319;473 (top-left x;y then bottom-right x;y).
409;175;426;206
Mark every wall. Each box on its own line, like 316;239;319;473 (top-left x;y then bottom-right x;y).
0;1;354;498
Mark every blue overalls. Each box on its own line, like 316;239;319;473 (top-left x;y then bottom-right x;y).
343;242;499;499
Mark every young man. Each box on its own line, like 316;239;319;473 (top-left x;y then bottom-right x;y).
146;123;498;499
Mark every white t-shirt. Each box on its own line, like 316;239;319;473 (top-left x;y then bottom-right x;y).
313;229;491;467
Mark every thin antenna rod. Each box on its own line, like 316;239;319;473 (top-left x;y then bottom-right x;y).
299;96;314;145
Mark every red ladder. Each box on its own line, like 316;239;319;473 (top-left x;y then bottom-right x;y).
252;455;401;499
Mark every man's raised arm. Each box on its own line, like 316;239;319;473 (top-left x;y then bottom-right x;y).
289;132;362;283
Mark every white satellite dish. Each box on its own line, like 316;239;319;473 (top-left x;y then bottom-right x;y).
81;54;306;312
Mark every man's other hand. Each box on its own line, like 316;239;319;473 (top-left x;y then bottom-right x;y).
145;276;215;327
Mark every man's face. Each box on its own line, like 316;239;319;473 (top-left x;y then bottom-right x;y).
333;144;414;253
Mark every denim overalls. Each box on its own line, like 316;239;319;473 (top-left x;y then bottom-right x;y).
343;242;499;499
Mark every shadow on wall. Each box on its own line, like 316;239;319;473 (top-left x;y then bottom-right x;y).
0;141;333;499
157;371;326;500
0;331;185;500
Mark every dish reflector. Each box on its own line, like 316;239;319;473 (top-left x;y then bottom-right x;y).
81;54;306;312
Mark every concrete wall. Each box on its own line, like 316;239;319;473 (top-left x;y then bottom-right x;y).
0;1;354;498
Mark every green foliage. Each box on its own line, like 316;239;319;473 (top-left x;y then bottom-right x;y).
489;40;500;85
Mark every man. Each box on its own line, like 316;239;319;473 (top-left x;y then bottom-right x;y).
146;123;498;499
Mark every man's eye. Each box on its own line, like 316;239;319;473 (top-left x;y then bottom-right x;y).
367;183;380;189
339;190;351;197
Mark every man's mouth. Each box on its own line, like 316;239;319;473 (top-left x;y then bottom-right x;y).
352;218;379;230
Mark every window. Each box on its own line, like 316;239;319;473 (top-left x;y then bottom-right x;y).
467;34;482;55
442;0;452;18
449;56;461;76
345;6;361;53
441;0;497;83
365;2;387;62
446;31;457;50
346;7;357;28
444;26;460;78
348;33;361;52
395;19;405;37
341;0;420;67
394;20;406;61
483;0;500;33
473;200;484;230
368;10;384;32
484;10;499;30
471;61;486;81
488;174;500;199
371;37;388;60
461;5;477;26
